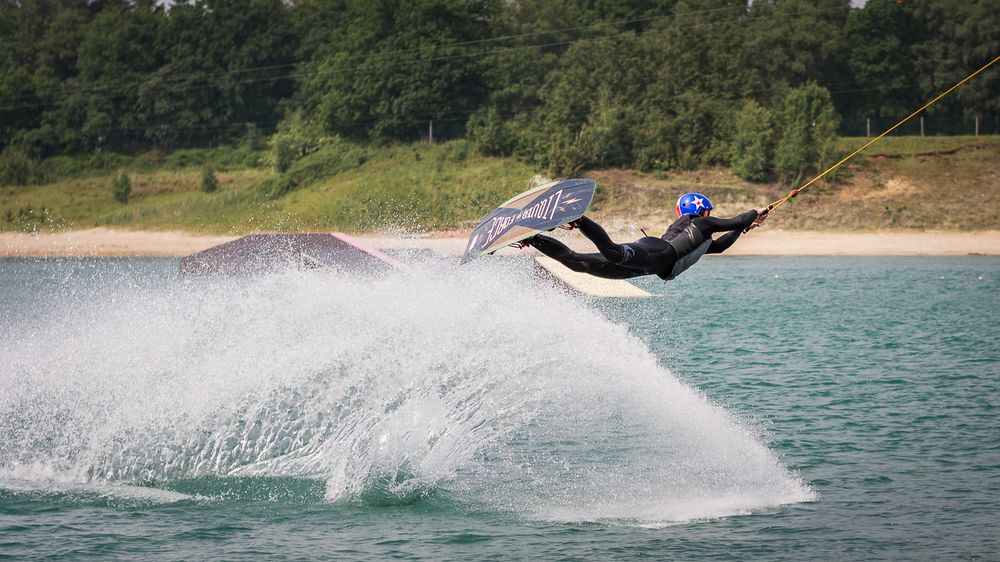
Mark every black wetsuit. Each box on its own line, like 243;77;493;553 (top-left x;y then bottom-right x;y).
527;210;760;280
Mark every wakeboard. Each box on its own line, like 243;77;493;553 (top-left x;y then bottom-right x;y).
461;178;596;264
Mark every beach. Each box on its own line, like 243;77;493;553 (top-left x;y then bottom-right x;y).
3;227;1000;257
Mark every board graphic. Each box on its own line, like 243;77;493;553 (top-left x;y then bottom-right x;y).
461;178;596;264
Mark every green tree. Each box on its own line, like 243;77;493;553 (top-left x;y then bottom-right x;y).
74;3;164;151
299;0;499;142
909;0;1000;120
0;0;83;152
138;0;296;148
0;147;44;186
112;168;131;203
529;32;654;173
774;82;840;181
743;0;851;112
730;99;775;181
842;0;917;119
200;166;218;193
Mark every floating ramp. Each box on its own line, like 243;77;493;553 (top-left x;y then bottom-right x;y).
534;256;652;298
180;233;409;275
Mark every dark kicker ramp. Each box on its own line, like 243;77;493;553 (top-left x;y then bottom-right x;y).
180;233;410;275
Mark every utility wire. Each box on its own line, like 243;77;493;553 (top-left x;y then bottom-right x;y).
0;4;750;105
0;4;852;113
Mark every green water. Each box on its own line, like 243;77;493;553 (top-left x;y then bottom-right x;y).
1;256;998;560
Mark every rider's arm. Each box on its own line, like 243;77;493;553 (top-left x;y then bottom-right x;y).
706;230;742;254
700;209;760;255
700;209;759;233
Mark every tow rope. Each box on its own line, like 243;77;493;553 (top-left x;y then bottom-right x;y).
747;53;1000;232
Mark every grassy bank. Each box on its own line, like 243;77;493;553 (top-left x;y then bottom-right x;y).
1;142;538;234
592;136;1000;231
2;136;999;234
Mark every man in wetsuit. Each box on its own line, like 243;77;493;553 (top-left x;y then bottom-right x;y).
520;192;768;281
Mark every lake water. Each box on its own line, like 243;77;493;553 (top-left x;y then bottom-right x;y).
1;255;998;560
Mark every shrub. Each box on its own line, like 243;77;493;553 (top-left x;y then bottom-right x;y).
42;152;132;180
163;146;262;171
572;91;631;170
286;138;368;185
240;124;268;151
255;136;369;199
255;174;297;199
730;100;776;181
437;139;472;162
201;166;219;193
266;112;332;172
670;94;727;170
774;82;841;181
467;107;514;156
112;169;131;203
0;147;45;186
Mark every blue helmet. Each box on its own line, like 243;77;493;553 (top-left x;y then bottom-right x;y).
675;192;713;217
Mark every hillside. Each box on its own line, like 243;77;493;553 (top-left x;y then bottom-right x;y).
2;136;998;235
590;136;1000;231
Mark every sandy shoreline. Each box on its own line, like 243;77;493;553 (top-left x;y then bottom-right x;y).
3;227;1000;258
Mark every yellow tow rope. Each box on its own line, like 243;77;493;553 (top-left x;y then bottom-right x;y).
752;53;1000;227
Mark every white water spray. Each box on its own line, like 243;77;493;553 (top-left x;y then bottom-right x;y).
0;256;812;522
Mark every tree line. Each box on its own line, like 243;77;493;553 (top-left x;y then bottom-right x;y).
1;0;998;181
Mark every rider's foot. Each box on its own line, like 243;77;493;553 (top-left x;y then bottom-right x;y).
559;218;584;231
510;236;536;249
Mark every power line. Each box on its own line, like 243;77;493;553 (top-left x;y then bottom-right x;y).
3;3;994;143
0;3;849;113
0;4;750;105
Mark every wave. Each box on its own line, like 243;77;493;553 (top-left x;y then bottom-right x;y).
0;255;812;523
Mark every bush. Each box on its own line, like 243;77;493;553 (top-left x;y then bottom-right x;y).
4;204;51;229
730;100;776;181
266;112;332;172
467;107;514;156
774;82;841;180
255;174;297;199
571;90;631;170
255;137;370;199
240;124;268;151
437;139;472;162
632;114;674;172
286;138;368;184
112;169;131;203
162;146;263;171
201;166;219;193
42;152;132;180
0;147;45;186
670;93;728;170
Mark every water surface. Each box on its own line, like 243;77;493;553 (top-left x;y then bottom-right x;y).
1;255;997;560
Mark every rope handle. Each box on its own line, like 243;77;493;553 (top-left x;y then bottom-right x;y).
743;190;797;233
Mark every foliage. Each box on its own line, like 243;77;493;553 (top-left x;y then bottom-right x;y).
843;0;917;118
0;147;45;186
112;169;131;204
466;107;516;157
201;166;218;193
774;83;841;180
266;112;332;173
528;33;653;174
162;146;263;171
298;0;499;142
257;136;369;198
0;0;997;181
730;100;776;182
5;140;999;234
286;139;369;185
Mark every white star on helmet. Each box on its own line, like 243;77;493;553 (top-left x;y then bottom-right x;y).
692;196;704;209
